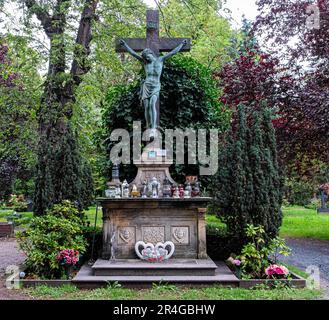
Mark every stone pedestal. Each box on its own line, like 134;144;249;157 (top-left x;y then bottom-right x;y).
131;145;175;189
99;198;211;260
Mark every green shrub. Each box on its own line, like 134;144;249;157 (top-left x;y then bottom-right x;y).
47;200;81;221
228;224;290;279
17;201;86;279
5;194;28;212
284;178;315;206
304;198;321;210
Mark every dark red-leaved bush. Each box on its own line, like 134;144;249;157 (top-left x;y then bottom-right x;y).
218;49;279;110
216;41;301;162
253;0;329;163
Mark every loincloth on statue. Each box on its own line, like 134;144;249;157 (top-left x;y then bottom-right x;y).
140;80;160;104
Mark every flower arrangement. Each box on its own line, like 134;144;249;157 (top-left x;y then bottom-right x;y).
265;264;290;279
141;247;167;263
57;249;79;266
227;256;242;267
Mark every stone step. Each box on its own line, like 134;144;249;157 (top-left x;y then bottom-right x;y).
73;262;239;289
92;259;218;276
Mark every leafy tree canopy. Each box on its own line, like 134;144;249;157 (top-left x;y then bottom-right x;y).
0;35;42;199
254;0;329;163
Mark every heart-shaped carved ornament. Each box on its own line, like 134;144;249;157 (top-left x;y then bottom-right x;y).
135;241;175;262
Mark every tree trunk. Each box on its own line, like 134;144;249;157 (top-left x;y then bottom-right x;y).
26;0;98;215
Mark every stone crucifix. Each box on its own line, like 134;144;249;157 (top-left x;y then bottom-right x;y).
116;10;191;131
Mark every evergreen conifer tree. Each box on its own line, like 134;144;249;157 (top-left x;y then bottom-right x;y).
216;105;251;241
261;107;283;235
215;104;283;244
34;123;93;216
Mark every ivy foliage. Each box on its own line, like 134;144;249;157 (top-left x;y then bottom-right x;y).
0;36;42;199
99;55;230;183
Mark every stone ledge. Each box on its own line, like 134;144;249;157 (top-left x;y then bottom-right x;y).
73;261;240;288
92;258;218;276
97;197;212;209
92;258;217;269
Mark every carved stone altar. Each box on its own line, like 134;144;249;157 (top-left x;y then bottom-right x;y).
100;198;210;260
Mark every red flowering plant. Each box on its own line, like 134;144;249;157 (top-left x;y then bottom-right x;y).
265;264;290;279
57;249;80;279
57;249;79;266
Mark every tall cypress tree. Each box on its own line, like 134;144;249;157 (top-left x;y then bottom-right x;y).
215;104;282;243
248;110;272;233
261;107;283;236
34;123;94;216
216;105;251;241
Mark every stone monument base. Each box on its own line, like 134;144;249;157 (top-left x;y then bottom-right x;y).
131;145;175;190
99;198;210;260
73;260;239;288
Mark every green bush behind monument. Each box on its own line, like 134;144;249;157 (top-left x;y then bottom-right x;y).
98;55;231;184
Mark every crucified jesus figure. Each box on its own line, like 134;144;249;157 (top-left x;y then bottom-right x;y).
119;39;187;131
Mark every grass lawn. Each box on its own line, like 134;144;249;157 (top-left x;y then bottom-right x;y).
280;206;329;241
0;210;33;228
85;206;102;227
25;283;323;300
0;210;14;221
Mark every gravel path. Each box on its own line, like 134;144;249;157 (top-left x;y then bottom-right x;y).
0;238;30;300
0;238;26;275
280;238;329;298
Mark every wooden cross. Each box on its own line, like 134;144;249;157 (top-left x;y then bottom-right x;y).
116;10;191;126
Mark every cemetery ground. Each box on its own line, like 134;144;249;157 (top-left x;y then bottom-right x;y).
0;206;328;300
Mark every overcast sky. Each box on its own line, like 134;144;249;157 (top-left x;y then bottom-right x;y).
223;0;258;26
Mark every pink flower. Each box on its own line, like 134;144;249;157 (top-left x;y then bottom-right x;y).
233;259;241;266
57;249;79;266
265;264;289;277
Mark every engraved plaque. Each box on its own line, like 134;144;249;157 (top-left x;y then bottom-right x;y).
171;226;189;245
142;226;165;243
143;171;165;182
117;227;136;245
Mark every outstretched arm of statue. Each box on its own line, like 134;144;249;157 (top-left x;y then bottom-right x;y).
161;39;188;61
119;39;143;62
